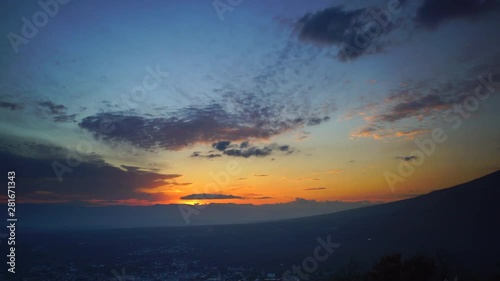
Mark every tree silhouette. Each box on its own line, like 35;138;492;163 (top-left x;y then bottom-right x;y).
368;253;404;281
402;254;436;281
332;257;363;281
367;253;436;281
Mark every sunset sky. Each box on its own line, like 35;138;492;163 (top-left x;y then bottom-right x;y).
1;0;499;206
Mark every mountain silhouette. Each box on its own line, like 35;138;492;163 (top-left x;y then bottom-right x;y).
182;170;500;275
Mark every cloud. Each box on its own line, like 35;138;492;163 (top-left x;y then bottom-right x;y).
307;116;331;125
297;177;319;181
80;104;261;151
0;101;24;111
0;141;179;203
240;141;250;149
305;187;327;191
294;6;399;61
38;101;67;115
193;141;296;159
416;0;499;29
190;152;222;159
349;72;499;141
325;169;344;174
350;126;389;140
38;101;77;123
373;93;454;123
396;155;418;162
254;174;269;177
222;143;295;158
0;139;67;159
0;99;76;122
80;102;328;151
180;194;243;200
223;146;273;158
53;114;77;123
78;39;337;153
351;126;430;140
393;129;432;139
344;102;378;120
212;141;231;151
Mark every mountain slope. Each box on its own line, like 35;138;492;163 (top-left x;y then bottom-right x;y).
189;170;500;274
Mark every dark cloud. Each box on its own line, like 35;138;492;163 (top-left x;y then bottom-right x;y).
307;116;330;126
375;93;452;122
190;152;222;159
38;101;77;123
223;146;273;158
0;138;89;160
180;194;243;200
212;141;231;151
294;6;398;61
296;7;364;45
0;99;75;122
254;174;268;177
305;187;327;191
192;141;295;159
120;165;161;173
396;155;418;162
53;113;77;123
278;145;290;152
80;102;326;151
38;101;67;115
466;55;500;76
0;101;24;111
0;144;179;203
416;0;499;29
80;104;257;150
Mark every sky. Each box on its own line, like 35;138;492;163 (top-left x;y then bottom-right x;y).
1;0;500;207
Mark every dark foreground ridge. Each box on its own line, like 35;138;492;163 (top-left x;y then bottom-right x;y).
8;170;500;280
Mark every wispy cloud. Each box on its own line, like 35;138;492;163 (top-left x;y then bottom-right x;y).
305;187;327;191
325;169;344;174
38;101;77;123
396;155;418;162
180;194;243;200
0;101;24;111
